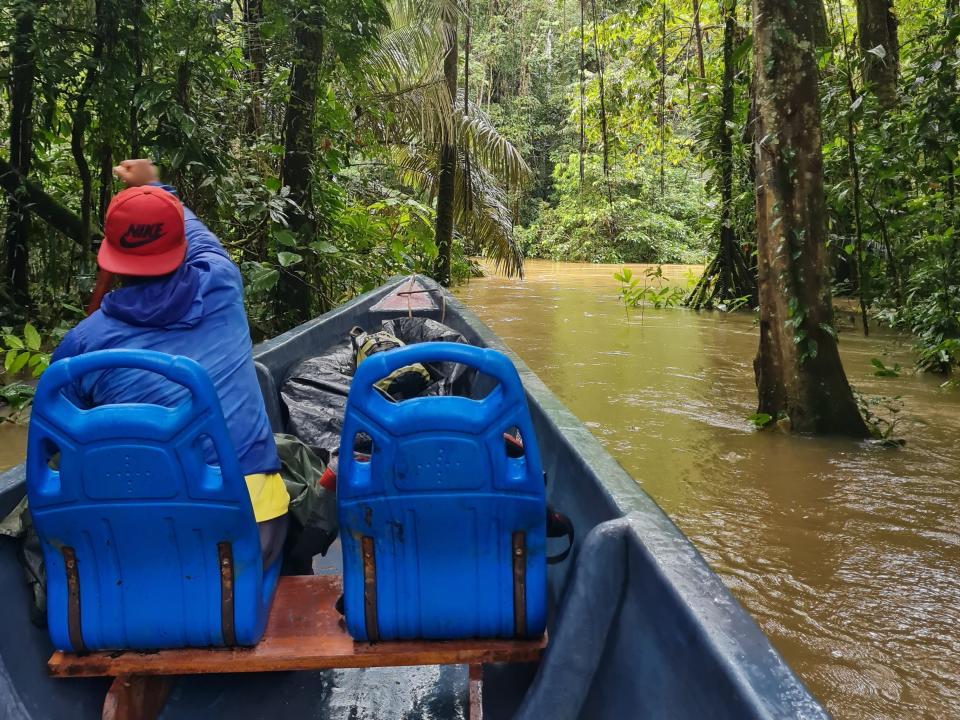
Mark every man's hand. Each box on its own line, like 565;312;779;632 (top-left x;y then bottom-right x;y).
113;159;159;188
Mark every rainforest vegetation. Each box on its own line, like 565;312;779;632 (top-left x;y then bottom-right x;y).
1;0;958;433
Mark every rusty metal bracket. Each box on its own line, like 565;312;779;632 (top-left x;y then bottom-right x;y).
512;531;527;637
63;546;87;654
217;542;237;646
362;536;379;641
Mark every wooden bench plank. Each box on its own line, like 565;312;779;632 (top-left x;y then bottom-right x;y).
49;576;547;678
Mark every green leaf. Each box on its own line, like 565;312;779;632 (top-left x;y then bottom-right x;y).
4;335;24;350
264;177;282;192
249;266;280;291
277;251;303;268
23;323;40;352
310;240;339;254
4;349;19;372
732;35;753;67
747;412;773;429
31;356;49;377
274;229;297;247
11;351;30;374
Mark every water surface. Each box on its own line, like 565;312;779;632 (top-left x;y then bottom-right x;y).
457;260;960;720
0;422;27;474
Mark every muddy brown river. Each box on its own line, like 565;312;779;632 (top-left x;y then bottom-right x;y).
456;260;960;720
1;262;957;718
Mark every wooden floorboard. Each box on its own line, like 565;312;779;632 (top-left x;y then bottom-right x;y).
49;575;547;678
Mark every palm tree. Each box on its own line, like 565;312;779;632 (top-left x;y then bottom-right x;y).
352;0;529;279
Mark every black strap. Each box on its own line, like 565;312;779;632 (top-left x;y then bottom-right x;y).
546;506;574;564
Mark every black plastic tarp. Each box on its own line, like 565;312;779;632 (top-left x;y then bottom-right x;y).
281;317;475;457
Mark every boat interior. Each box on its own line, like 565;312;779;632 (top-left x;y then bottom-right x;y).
0;276;826;719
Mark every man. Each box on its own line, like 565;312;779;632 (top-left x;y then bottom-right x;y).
51;159;330;568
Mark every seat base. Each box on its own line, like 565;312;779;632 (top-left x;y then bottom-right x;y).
49;575;547;720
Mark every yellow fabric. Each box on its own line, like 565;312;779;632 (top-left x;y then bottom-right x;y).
244;472;289;522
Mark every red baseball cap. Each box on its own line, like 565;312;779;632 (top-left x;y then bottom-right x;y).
98;186;186;276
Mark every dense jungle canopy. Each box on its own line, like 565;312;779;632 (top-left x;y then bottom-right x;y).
1;0;958;431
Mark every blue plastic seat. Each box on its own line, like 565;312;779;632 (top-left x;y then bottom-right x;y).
26;349;281;652
339;342;547;642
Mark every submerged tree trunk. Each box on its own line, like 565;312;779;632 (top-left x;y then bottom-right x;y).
686;0;756;310
856;0;899;108
4;0;39;307
280;8;324;321
433;16;458;287
752;0;869;436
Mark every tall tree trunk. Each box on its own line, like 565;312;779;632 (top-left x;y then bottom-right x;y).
280;7;324;320
433;16;458;287
752;0;869;436
94;0;118;226
4;0;39;307
129;0;144;157
692;0;707;79
589;0;612;205
463;0;474;244
242;0;267;134
855;0;899;108
686;0;756;310
658;0;667;197
578;0;586;189
835;0;870;335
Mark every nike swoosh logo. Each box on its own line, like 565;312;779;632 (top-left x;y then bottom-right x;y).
119;234;157;249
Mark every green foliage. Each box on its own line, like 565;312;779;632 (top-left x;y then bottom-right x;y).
0;0;525;340
871;358;902;377
1;323;54;422
614;266;686;316
3;324;49;379
747;412;773;429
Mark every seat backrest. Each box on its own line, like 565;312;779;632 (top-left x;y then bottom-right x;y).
27;349;274;652
339;342;546;641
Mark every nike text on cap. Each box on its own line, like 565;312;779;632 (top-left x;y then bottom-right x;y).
99;186;187;276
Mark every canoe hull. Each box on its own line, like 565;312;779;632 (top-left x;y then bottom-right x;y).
0;275;826;719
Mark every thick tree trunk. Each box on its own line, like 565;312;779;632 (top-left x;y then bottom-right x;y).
855;0;899;108
4;0;39;307
752;0;869;436
433;18;458;287
279;8;324;320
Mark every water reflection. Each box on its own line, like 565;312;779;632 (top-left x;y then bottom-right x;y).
456;260;960;720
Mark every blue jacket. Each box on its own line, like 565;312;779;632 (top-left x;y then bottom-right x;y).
53;184;280;476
